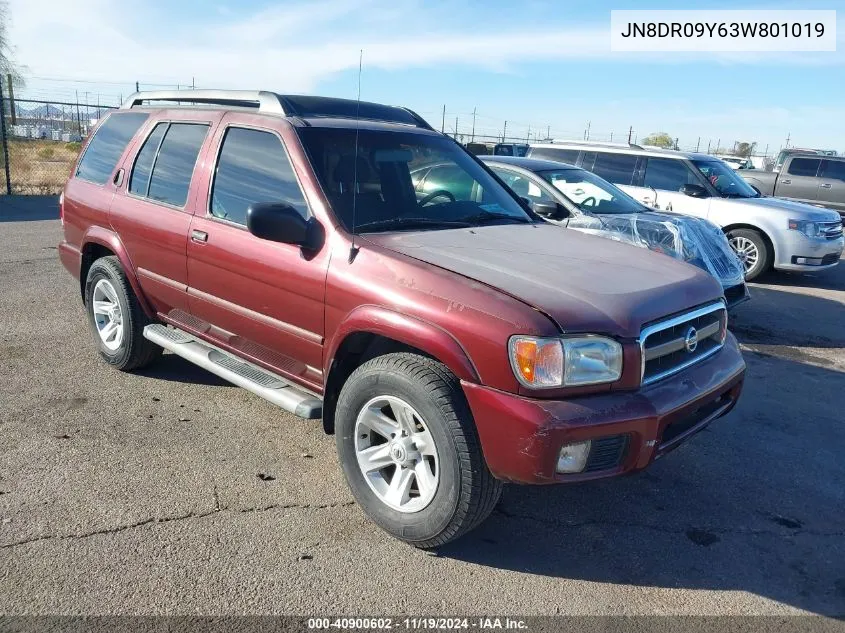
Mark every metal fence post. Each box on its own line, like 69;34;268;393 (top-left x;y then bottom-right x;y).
0;83;12;195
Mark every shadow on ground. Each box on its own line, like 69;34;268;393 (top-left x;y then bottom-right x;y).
136;353;233;388
439;350;845;615
0;196;60;222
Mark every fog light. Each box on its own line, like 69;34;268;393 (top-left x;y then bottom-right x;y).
556;440;592;474
795;257;808;264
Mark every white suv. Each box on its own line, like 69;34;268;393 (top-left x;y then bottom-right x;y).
528;141;844;280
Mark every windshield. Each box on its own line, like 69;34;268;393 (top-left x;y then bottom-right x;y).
537;168;646;214
691;159;760;198
296;127;533;232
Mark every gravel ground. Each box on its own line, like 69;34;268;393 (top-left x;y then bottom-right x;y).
1;198;844;616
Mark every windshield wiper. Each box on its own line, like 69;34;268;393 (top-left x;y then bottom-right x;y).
355;217;472;232
458;210;532;225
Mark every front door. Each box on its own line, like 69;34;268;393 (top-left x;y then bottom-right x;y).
622;157;712;219
185;116;329;391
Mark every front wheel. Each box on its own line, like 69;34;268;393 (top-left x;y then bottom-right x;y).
335;353;502;548
727;228;771;281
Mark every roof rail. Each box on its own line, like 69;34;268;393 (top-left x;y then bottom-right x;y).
121;90;286;115
121;90;436;130
545;139;645;150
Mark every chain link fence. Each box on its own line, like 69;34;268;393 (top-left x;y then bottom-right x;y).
0;92;116;195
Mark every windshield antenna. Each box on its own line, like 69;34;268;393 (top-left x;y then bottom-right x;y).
349;49;363;263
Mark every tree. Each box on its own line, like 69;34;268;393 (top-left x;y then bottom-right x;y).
641;132;675;149
0;0;24;88
735;142;757;157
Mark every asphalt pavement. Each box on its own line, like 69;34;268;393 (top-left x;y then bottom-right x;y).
1;202;843;616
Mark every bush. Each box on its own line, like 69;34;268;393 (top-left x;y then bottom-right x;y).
65;142;81;153
37;147;55;160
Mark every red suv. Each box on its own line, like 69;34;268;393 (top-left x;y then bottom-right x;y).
59;90;746;547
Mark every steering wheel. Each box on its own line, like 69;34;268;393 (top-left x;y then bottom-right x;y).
580;196;597;208
418;190;456;207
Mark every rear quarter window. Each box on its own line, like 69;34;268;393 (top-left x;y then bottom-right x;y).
75;112;149;185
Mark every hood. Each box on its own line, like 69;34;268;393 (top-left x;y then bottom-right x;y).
568;211;746;290
732;196;841;221
363;223;723;339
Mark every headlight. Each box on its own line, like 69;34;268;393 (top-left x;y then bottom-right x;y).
788;219;821;238
508;335;623;388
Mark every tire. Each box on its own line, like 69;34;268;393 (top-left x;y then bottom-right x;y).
84;256;162;371
335;353;502;548
727;228;771;281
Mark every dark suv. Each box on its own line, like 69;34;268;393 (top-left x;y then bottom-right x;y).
59;90;746;547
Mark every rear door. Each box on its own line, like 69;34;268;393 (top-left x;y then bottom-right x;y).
109;110;219;316
778;157;822;204
185;114;329;390
816;159;845;216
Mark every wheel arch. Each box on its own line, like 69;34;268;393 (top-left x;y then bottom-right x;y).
79;227;154;318
723;222;777;262
321;307;481;434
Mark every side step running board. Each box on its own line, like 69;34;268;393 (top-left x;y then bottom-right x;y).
143;324;322;419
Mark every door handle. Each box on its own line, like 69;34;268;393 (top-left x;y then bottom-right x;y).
780;179;791;185
820;183;832;189
191;229;208;243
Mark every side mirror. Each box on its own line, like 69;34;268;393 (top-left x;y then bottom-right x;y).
532;200;567;219
247;203;323;250
680;184;709;198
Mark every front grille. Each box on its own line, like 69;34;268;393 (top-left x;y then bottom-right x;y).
641;302;727;386
820;221;843;240
584;435;628;472
821;253;841;265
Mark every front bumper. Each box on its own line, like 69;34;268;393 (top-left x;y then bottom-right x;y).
463;333;746;484
774;233;843;272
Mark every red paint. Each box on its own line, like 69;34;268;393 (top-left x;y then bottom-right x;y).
60;102;747;485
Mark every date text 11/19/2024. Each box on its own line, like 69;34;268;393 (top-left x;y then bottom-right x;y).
307;617;529;630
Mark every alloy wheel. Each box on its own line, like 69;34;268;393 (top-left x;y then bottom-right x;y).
91;279;125;351
354;395;440;513
729;235;759;273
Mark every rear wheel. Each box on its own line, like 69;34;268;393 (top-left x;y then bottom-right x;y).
84;256;162;371
727;228;770;281
335;353;502;548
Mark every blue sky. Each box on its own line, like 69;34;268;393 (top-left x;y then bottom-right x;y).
8;0;845;153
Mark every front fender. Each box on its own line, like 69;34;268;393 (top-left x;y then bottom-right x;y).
81;226;155;318
325;305;480;383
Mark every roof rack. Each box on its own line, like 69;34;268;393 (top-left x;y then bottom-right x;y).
120;90;435;130
121;90;286;114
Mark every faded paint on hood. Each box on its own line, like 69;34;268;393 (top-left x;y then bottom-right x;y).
363;223;723;339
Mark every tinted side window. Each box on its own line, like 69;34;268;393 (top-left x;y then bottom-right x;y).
147;124;209;207
643;158;696;191
592;152;638;185
788;158;821;177
129;123;168;196
211;127;308;226
528;147;580;165
820;160;845;180
76;112;148;184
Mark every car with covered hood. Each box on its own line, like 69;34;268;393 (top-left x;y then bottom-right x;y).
58;90;746;548
528;142;844;281
478;155;749;309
